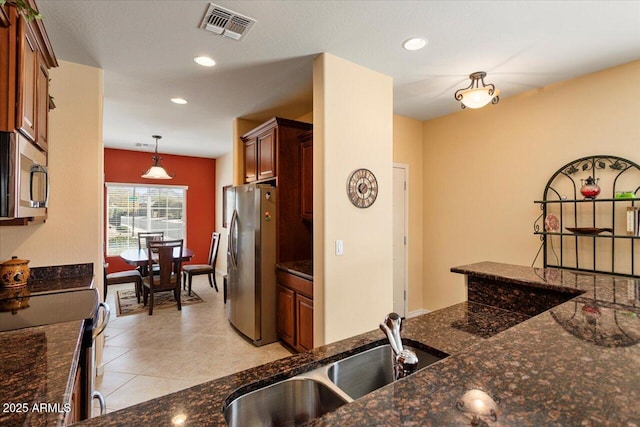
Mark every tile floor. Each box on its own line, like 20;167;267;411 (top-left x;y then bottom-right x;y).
94;273;291;415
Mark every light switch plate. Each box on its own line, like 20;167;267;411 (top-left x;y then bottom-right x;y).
335;240;344;256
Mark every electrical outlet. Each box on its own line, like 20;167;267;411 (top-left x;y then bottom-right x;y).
335;240;344;256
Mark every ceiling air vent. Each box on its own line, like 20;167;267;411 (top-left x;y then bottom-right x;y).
200;3;256;40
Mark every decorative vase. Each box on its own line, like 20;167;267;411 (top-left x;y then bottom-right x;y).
0;256;31;289
580;176;600;199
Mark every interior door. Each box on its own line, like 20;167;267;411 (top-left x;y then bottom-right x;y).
393;165;408;317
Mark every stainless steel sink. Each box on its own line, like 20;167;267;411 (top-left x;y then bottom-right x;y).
223;342;447;426
326;344;444;400
223;378;348;427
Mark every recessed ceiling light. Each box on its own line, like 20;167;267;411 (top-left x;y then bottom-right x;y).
171;98;188;105
403;37;427;51
194;56;216;67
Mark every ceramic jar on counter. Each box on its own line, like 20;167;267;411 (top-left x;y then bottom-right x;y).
0;256;31;289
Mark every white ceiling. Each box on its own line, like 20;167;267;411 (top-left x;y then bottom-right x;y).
37;1;640;159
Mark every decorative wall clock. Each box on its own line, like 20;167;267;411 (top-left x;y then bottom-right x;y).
346;168;378;208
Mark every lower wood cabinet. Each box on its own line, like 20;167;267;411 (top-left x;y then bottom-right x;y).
276;284;295;347
295;293;313;351
276;270;313;352
65;364;82;425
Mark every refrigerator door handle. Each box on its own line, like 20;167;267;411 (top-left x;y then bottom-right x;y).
229;209;238;269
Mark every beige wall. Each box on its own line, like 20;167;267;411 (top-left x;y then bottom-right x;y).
422;60;640;311
0;61;104;290
215;152;233;274
392;115;424;314
313;53;394;345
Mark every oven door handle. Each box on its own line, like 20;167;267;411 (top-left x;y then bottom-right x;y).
93;302;110;339
92;391;107;415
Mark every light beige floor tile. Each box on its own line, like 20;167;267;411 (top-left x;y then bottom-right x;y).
101;345;131;365
95;371;136;397
97;274;292;413
102;375;200;410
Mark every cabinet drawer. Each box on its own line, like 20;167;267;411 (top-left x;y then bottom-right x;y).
276;270;312;298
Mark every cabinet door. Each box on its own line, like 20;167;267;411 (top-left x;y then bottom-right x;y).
243;139;257;183
300;138;313;220
276;284;295;348
0;7;18;132
17;19;37;142
257;129;276;181
35;58;48;150
65;365;82;425
295;294;313;352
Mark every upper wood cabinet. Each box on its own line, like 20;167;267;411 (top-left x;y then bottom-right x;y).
241;117;312;184
0;2;57;151
17;20;37;142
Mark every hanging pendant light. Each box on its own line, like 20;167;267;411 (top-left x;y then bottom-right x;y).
454;71;500;109
141;135;173;179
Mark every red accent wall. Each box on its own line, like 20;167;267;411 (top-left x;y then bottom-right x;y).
104;148;216;273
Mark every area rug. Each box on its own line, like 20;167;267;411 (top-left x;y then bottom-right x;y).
115;289;203;316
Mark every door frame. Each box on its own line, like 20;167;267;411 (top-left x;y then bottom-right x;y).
393;163;409;317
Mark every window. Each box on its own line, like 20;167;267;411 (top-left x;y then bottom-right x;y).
106;183;187;256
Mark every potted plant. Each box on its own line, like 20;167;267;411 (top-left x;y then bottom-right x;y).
0;0;42;21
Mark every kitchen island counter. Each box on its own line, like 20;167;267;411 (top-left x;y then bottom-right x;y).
79;262;640;426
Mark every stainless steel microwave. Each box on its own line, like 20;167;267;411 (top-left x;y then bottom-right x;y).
0;132;49;220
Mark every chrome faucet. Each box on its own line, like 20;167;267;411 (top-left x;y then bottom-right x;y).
380;312;418;379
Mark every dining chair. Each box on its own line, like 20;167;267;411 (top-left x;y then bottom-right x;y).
103;262;142;303
182;232;220;296
137;231;164;277
137;231;165;249
142;239;183;315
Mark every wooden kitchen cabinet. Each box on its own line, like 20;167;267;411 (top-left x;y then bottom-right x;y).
257;128;276;181
243;138;257;182
276;284;295;348
65;364;82;425
0;2;57;151
299;130;313;221
36;59;49;147
241;117;312;184
295;293;313;352
276;270;313;352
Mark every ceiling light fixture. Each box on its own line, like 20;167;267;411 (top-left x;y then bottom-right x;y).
142;135;173;180
194;56;216;67
403;37;427;51
454;71;500;109
171;97;188;105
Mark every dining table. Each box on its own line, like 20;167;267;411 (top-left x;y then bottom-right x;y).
119;247;195;267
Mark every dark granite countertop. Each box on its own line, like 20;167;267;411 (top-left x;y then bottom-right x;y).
78;262;640;426
0;264;94;426
276;260;313;281
0;321;84;426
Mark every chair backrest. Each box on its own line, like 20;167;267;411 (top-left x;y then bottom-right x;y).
138;231;165;250
208;232;221;267
147;239;183;289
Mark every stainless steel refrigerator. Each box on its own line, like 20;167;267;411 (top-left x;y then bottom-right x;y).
226;183;278;346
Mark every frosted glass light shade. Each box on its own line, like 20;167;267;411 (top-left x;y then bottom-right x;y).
142;165;172;179
460;87;501;109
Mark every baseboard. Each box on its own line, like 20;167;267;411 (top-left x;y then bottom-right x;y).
407;308;430;318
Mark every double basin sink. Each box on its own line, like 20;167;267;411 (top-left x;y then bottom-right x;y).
223;341;447;426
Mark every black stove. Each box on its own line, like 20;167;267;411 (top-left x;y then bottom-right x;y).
0;288;99;332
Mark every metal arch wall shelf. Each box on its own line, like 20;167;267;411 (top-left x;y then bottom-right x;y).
533;155;640;278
